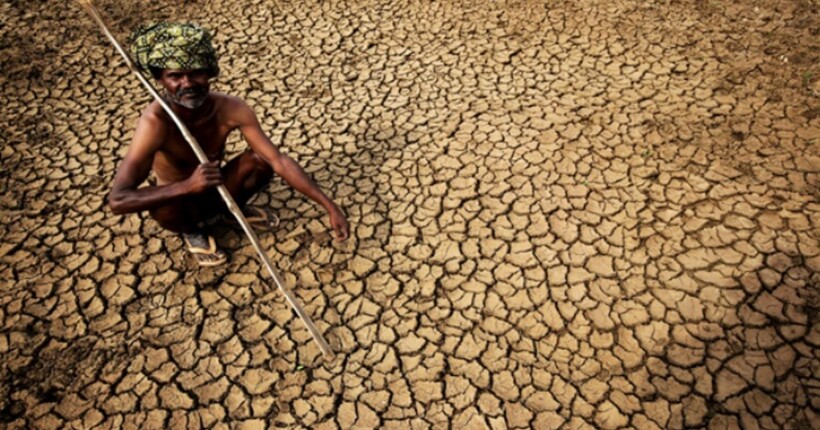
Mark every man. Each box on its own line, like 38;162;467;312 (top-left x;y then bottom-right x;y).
109;22;349;266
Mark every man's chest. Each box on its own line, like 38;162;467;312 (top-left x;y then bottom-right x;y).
161;121;233;165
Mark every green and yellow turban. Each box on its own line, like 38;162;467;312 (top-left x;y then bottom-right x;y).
130;22;219;77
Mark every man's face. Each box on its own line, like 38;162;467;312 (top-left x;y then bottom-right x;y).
158;69;210;109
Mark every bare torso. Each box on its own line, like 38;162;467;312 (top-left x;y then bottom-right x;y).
151;93;236;185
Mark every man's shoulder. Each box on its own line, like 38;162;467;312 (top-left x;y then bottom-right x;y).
212;92;250;110
137;93;254;128
141;101;171;125
211;92;256;125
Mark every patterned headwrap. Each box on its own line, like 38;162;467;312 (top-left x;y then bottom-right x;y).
130;22;219;77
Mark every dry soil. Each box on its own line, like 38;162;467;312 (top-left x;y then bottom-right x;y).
1;0;819;429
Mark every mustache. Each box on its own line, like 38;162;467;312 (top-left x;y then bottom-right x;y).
177;87;207;97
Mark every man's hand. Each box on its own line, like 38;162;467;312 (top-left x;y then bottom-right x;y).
328;205;350;241
186;161;222;194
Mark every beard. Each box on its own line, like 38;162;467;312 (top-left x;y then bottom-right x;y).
168;87;208;109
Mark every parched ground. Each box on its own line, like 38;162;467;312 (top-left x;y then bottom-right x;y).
1;0;819;429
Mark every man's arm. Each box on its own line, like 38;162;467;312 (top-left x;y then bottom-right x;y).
232;99;350;241
109;109;220;214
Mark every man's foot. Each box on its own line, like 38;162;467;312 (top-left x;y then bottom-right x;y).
226;206;279;230
245;206;279;229
182;232;227;267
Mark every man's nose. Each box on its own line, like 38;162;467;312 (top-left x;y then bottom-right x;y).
179;74;192;87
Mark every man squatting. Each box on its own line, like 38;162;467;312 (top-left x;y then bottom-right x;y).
109;23;350;266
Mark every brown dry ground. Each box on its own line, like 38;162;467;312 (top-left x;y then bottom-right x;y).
1;0;819;429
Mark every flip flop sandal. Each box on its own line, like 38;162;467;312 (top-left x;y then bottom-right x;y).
229;206;280;230
182;232;228;267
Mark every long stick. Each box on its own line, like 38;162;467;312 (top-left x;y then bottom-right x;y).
76;0;335;361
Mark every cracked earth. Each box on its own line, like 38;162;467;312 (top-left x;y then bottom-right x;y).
2;0;820;429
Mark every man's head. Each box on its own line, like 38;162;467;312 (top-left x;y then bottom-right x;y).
130;22;218;109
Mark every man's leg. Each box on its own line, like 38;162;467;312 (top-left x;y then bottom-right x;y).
220;149;274;208
148;150;272;266
149;150;272;232
148;188;226;266
149;193;218;233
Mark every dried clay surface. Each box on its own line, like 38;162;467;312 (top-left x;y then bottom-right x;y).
1;0;819;429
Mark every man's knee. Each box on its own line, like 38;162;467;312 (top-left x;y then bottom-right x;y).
150;206;188;233
149;196;213;233
247;151;273;176
240;151;273;183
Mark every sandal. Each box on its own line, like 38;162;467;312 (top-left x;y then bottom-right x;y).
227;206;279;230
182;232;228;267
